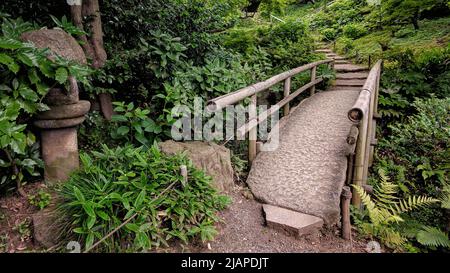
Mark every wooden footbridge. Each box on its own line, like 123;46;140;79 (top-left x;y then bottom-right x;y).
207;47;381;238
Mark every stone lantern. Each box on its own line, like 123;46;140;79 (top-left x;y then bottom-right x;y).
21;29;91;183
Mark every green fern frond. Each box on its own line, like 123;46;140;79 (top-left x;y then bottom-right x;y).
353;185;381;225
440;183;450;209
390;195;438;214
416;226;450;248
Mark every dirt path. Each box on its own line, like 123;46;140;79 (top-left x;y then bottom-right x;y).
192;187;368;253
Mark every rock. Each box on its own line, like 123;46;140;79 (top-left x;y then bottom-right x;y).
262;204;324;238
34;116;86;129
21;28;87;64
37;100;91;120
159;141;234;192
32;209;59;248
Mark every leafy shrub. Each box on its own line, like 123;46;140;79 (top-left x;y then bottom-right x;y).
57;145;230;252
259;0;288;18
111;102;163;147
343;23;367;39
336;36;355;54
321;28;338;42
380;46;450;120
380;97;449;192
0;17;90;191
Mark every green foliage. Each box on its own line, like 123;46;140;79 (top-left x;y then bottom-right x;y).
0;17;91;191
342;23;367;39
57;145;230;252
50;15;86;37
353;169;439;251
28;189;51;210
111;102;163;147
381;0;445;30
416;226;450;248
78;111;115;152
223;20;315;71
259;0;288;18
380;97;449;193
321;28;338;41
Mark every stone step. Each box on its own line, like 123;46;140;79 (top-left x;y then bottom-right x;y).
336;72;369;80
335;64;368;73
328;86;362;91
333;56;347;60
335;60;349;64
315;49;332;53
263;204;324;238
335;79;366;86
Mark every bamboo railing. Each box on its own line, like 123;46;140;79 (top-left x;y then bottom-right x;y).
347;60;382;207
207;59;335;164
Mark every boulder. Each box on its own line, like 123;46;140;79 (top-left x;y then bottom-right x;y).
159;141;235;192
21;28;87;64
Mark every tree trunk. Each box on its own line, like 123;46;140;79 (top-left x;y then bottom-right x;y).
412;9;420;30
69;0;113;120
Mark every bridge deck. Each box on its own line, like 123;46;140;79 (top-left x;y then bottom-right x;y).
247;89;360;225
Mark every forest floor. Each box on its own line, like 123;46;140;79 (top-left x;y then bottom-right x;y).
0;183;372;253
0;182;45;253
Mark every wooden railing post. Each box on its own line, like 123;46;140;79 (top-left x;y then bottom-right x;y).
283;77;291;116
310;66;317;96
248;94;257;164
341;186;352;240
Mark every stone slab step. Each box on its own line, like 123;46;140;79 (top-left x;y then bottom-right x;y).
335;60;349;64
336;72;369;80
335;79;366;86
333;56;347;60
315;49;332;53
335;64;368;73
263;204;324;238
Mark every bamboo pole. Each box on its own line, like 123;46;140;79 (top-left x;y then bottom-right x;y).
341;186;352;240
351;108;368;207
310;66;317;96
248;94;257;164
283;77;291;116
207;60;332;112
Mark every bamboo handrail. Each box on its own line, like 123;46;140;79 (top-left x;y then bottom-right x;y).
348;60;382;207
207;59;333;112
207;59;334;164
348;60;382;123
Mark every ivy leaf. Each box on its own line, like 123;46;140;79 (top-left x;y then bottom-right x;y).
55;67;68;84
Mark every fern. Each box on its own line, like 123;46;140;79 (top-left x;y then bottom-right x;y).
353;169;439;251
416;226;450;248
440;183;450;209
